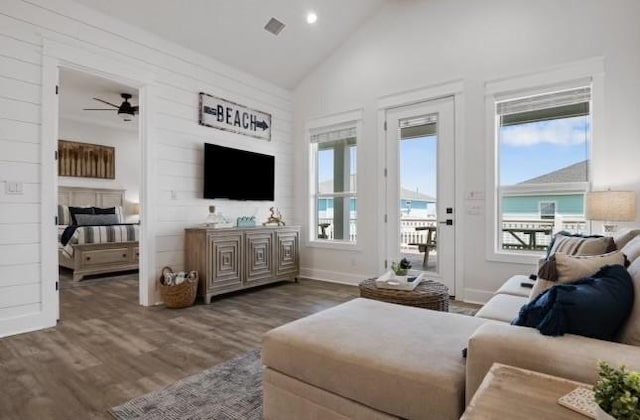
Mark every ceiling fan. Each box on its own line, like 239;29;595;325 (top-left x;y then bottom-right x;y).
83;93;139;122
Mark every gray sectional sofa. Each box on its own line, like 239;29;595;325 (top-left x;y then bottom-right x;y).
262;235;640;419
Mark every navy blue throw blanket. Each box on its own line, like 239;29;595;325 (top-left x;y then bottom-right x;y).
512;265;634;341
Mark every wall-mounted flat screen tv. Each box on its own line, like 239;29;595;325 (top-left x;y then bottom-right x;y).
203;143;275;201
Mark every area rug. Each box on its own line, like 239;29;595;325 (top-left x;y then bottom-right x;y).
450;301;481;316
109;349;262;420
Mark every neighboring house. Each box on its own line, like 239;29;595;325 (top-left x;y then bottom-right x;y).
400;188;437;219
318;177;436;220
502;160;588;220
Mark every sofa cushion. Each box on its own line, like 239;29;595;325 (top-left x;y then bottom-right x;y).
474;294;528;323
618;257;640;346
262;298;488;420
614;229;640;250
621;235;640;264
513;265;634;341
530;251;626;300
495;275;535;298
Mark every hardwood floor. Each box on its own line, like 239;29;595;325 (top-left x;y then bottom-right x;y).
0;276;359;420
0;274;480;419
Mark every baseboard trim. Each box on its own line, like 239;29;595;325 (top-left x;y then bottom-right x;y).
463;288;494;305
299;267;371;286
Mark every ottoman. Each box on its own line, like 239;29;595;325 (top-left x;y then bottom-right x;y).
262;298;489;419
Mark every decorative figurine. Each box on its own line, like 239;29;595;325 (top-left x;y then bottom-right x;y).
263;207;285;226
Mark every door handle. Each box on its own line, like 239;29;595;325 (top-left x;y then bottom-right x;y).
439;219;454;225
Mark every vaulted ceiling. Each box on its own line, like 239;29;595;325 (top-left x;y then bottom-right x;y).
72;0;388;89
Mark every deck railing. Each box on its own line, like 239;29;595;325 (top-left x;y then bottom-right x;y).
501;218;587;250
317;216;588;251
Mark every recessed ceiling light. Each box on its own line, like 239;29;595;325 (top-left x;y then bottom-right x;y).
306;12;317;24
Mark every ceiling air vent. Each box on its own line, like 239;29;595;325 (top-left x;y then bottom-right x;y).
264;17;285;36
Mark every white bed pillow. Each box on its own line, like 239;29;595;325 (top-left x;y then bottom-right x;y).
57;205;71;225
75;213;120;226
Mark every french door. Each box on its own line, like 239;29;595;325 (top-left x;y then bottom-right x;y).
385;96;456;295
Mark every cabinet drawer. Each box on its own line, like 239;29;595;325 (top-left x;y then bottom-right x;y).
82;247;130;266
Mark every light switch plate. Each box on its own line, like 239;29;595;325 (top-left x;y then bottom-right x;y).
5;181;24;195
466;191;485;200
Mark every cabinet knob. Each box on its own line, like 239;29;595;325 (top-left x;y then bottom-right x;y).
122;253;127;258
86;257;91;261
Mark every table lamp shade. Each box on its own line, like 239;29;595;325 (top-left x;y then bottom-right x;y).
586;191;636;222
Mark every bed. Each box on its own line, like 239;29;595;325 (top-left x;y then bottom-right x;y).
58;186;140;281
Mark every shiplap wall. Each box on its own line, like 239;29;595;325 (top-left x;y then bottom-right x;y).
0;0;293;336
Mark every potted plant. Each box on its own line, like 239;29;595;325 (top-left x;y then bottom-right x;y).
593;361;640;420
391;258;412;281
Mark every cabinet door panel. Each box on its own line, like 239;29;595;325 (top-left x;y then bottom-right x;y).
276;230;299;276
208;233;242;290
245;231;274;284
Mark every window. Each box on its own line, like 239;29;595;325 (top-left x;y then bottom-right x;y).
496;86;591;253
311;124;358;243
539;201;557;219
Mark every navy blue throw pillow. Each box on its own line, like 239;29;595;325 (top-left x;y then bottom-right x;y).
512;265;634;341
92;206;116;215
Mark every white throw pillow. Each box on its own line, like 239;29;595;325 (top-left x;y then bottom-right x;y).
555;251;626;283
529;251;626;301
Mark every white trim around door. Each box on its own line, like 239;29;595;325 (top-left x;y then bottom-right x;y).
40;37;156;326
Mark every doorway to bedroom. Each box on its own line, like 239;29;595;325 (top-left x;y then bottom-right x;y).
56;68;141;315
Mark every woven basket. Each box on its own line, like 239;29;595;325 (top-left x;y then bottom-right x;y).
359;277;449;311
159;266;198;309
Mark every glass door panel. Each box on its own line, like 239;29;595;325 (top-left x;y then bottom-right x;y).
386;96;455;294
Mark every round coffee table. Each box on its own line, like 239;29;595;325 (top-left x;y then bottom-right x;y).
358;277;450;311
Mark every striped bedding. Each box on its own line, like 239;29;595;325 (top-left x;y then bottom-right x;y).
58;224;139;258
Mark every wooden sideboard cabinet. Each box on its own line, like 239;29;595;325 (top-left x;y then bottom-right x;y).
185;225;300;303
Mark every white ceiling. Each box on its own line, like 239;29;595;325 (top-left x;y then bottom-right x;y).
72;0;388;89
59;68;139;130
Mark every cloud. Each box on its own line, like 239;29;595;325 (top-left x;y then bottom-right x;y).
501;117;590;147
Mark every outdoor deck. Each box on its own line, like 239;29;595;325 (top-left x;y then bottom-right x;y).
317;217;587;252
401;247;437;272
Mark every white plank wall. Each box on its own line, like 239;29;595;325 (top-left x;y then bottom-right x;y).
0;0;294;335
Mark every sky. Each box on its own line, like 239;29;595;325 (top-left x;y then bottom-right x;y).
318;114;590;197
398;115;590;195
500;115;590;185
401;137;437;197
